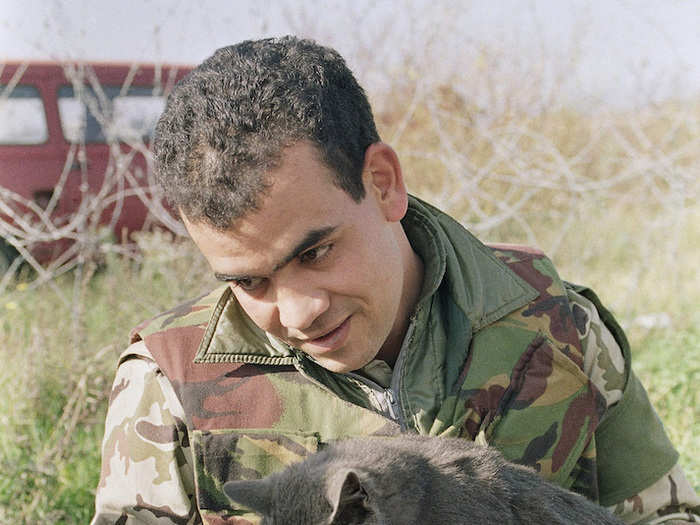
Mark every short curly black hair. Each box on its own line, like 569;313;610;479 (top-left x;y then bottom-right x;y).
153;36;380;229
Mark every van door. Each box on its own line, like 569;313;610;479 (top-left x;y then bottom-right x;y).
56;74;167;248
2;62;186;269
0;77;65;264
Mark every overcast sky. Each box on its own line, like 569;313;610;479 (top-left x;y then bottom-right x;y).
2;0;699;108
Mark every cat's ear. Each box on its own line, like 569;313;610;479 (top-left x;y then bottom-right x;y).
327;469;372;523
223;479;272;514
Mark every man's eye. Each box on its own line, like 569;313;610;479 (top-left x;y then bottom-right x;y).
233;277;266;291
299;244;332;264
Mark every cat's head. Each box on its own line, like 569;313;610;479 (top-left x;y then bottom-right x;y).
223;467;386;525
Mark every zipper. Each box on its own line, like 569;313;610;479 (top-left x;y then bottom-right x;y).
388;311;419;430
344;371;403;426
291;350;348;400
385;387;401;423
289;309;421;432
347;310;420;431
293;352;404;428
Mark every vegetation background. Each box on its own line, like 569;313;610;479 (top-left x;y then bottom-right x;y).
1;1;698;523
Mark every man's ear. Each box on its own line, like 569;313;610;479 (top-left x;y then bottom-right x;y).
362;142;408;222
223;479;272;515
327;469;372;523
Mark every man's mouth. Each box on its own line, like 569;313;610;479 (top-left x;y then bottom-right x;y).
303;316;352;352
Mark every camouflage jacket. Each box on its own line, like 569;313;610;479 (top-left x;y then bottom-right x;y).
92;196;700;525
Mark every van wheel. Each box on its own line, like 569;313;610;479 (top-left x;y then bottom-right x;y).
0;240;19;274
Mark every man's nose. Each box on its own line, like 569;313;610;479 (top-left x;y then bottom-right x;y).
276;284;330;332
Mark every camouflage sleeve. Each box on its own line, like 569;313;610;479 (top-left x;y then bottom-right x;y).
91;341;200;525
567;289;700;524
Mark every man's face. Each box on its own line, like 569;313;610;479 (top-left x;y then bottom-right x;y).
183;142;419;373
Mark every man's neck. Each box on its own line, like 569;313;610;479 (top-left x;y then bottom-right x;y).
376;227;425;367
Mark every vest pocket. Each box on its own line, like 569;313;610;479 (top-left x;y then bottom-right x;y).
191;428;320;524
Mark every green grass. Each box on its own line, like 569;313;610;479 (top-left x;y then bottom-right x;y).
0;236;212;524
633;325;700;490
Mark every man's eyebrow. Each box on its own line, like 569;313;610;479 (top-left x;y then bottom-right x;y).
273;225;337;271
214;225;337;282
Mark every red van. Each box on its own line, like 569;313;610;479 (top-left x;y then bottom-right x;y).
0;61;191;271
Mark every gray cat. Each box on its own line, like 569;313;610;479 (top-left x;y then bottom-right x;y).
223;434;623;524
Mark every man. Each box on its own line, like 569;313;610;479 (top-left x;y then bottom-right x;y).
92;36;699;524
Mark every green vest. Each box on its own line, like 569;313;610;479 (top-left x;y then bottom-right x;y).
129;196;677;524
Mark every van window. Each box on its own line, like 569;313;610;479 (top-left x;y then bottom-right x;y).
57;85;165;143
0;85;49;144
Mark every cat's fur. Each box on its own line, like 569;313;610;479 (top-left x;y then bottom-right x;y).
223;434;623;524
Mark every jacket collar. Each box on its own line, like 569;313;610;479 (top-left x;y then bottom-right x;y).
404;195;536;331
193;289;297;364
194;195;536;363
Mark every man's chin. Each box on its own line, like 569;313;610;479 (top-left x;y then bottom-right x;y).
309;353;373;374
300;338;379;374
312;358;358;374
